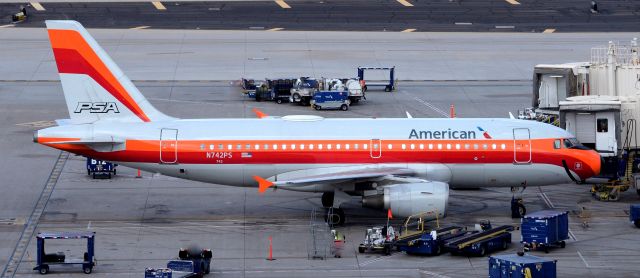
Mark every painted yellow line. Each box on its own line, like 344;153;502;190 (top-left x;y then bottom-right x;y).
275;0;291;9
267;28;284;31
151;1;166;10
401;28;416;32
30;2;45;11
396;0;414;7
505;0;520;5
131;26;150;30
543;28;556;33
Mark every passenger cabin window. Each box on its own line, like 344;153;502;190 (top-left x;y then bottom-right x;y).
597;118;608;132
554;139;561;149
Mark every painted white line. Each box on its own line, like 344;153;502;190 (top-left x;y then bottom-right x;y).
455;22;472;25
419;270;451;278
568;229;577;241
505;0;520;5
275;0;290;9
151;1;166;10
131;26;150;30
407;94;449;117
0;24;15;28
577;251;590;268
543;28;556;33
396;0;414;7
496;25;515;29
267;27;284;31
30;2;45;11
401;28;416;32
87;221;91;230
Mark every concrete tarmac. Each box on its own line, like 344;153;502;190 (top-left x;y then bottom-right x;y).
1;0;640;32
1;28;640;81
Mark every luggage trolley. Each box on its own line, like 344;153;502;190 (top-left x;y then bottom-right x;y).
357;66;396;92
33;231;96;275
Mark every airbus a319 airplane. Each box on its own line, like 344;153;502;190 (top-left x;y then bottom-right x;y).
35;20;601;224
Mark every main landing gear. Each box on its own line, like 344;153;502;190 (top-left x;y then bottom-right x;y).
510;186;527;218
322;192;346;226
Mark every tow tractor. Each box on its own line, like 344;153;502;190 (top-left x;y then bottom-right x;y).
443;220;514;256
290;77;319;105
176;248;212;276
358;225;396;255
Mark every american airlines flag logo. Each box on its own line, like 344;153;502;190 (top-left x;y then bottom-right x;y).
241;152;253;158
477;127;492;139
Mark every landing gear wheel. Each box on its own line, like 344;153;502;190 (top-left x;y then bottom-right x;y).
325;208;345;226
511;197;526;218
321;192;334;208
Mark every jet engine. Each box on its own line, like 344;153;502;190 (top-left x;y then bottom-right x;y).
362;182;449;219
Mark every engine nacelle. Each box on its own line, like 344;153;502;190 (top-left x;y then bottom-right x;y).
362;182;449;220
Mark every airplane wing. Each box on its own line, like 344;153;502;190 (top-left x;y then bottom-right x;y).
254;166;415;193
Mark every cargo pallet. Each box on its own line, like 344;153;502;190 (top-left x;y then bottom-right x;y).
444;224;514;256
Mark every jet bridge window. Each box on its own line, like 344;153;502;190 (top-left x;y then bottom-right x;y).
597;118;608;132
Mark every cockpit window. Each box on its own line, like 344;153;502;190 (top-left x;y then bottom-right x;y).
554;139;561;149
563;138;590;150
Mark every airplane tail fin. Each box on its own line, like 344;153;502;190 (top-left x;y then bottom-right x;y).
45;20;173;123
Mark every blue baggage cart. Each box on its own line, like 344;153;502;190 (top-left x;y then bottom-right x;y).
33;232;96;275
489;254;557;278
86;157;116;179
521;210;569;253
311;91;350;111
630;204;640;228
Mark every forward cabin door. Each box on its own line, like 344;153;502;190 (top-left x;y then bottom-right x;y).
513;128;531;164
160;128;178;164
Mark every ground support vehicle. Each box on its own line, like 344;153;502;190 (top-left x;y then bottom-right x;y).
444;222;514;256
240;78;257;94
267;78;295;104
86;157;116;179
357;66;395;92
358;226;396;255
311;91;350;111
290;77;319;105
33;231;96;275
12;7;27;22
398;226;466;256
144;268;173;278
631;204;640;228
521;210;568;253
176;248;212;276
489;254;557;278
321;78;365;104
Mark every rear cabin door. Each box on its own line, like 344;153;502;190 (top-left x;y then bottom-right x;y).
160;128;178;164
513;128;531;164
370;139;382;158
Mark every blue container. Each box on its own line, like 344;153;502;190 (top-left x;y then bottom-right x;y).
630;204;640;228
489;254;556;278
521;210;568;246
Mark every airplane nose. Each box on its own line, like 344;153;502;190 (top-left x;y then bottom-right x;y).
587;151;602;177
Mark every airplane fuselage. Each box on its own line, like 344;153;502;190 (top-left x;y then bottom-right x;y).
36;117;601;191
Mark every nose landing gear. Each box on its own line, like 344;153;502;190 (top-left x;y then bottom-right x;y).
510;186;527;218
